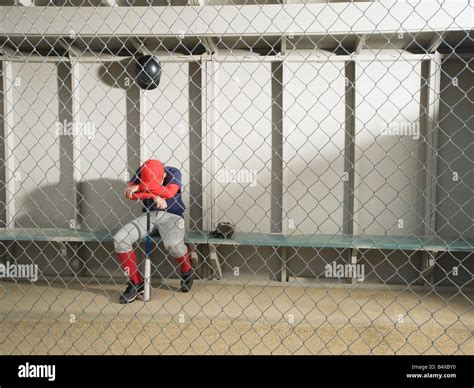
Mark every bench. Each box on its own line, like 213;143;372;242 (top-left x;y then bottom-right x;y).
0;228;207;275
0;228;207;243
207;232;474;285
1;228;472;286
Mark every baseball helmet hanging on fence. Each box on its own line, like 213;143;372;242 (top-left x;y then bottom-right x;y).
135;55;162;90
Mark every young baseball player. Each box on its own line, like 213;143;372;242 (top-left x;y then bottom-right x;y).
114;159;194;304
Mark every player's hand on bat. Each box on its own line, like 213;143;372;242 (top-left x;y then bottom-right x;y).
154;196;167;209
125;184;140;199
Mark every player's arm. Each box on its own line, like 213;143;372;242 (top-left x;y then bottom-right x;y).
151;184;179;209
153;169;181;207
152;184;179;199
151;168;182;199
125;167;141;198
125;185;139;199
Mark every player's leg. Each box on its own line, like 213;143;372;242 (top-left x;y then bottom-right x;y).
114;213;153;303
154;212;194;292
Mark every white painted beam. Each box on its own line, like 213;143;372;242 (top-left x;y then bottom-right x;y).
0;2;471;37
420;53;442;237
280;35;286;56
140;90;150;164
0;45;18;59
0;53;206;63
70;58;82;220
201;59;216;232
201;37;218;55
191;0;218;54
427;32;447;53
130;37;149;56
2;61;15;227
59;39;83;228
355;34;367;54
15;0;35;6
58;38;83;58
1;52;457;65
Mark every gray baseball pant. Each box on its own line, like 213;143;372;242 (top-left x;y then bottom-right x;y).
114;211;186;259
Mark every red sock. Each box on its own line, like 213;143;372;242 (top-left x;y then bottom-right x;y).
177;250;191;273
117;251;143;285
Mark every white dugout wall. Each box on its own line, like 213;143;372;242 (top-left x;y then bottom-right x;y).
2;53;472;284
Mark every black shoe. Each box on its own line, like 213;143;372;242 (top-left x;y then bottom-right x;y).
119;281;144;304
180;269;194;293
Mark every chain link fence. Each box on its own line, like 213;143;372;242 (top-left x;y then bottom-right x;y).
0;1;472;355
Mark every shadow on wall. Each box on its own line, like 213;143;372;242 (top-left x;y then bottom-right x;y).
97;58;142;173
97;58;137;90
15;58;143;231
15;178;142;231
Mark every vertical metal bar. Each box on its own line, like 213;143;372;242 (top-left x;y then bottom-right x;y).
280;36;287;56
420;56;441;237
271;61;283;234
351;248;359;285
70;59;82;229
419;55;441;287
209;244;222;280
57;61;78;229
189;61;203;231
140;88;149;164
2;61;15;228
343;61;356;236
126;81;141;185
420;60;431;236
0;61;16;264
272;61;286;283
201;57;215;233
280;246;288;283
0;61;6;228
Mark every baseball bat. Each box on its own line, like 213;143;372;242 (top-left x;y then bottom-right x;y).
143;209;151;302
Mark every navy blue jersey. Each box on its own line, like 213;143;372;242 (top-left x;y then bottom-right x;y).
130;165;185;218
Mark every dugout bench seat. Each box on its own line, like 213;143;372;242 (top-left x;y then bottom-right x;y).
0;228;206;276
205;233;474;285
0;228;472;286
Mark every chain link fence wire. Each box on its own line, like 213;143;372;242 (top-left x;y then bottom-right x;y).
0;1;472;355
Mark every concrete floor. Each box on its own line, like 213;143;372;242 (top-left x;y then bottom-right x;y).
0;280;472;354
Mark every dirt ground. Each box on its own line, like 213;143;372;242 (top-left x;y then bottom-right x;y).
1;280;472;355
